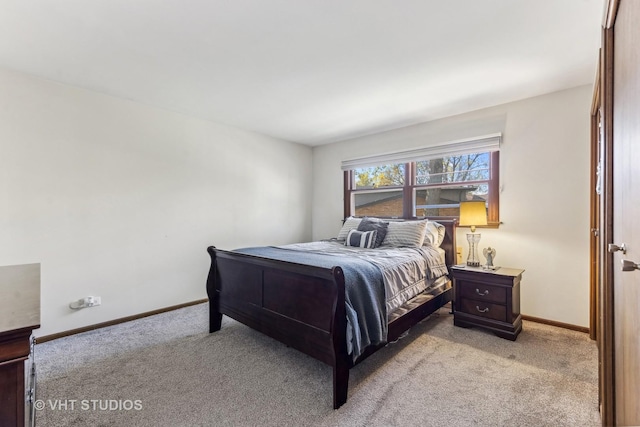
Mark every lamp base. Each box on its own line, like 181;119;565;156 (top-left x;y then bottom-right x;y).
466;233;481;267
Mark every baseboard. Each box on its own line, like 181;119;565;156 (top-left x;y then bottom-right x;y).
36;298;209;343
35;300;589;343
521;314;589;334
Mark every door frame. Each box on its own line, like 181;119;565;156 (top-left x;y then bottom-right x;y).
593;1;619;425
589;61;600;342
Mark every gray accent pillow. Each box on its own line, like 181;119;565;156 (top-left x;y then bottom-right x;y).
345;229;377;248
357;217;389;248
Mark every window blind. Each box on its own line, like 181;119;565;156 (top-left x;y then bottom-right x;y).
340;133;501;170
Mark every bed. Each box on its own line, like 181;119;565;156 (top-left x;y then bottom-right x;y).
206;218;457;409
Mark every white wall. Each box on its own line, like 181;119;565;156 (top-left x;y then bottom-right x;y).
0;68;313;337
312;85;592;327
1;64;591;333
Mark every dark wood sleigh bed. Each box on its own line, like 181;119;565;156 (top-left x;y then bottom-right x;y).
206;219;457;409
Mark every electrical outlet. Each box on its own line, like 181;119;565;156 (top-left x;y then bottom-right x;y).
69;296;102;309
86;296;101;307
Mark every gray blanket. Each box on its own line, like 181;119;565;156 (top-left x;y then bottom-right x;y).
235;246;386;360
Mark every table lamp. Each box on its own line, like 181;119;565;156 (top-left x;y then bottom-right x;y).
458;201;487;267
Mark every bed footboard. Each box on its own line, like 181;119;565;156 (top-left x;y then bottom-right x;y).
206;246;351;408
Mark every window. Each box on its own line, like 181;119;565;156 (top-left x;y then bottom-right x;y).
351;163;406;218
342;135;500;225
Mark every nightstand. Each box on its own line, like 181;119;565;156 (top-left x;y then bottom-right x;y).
450;265;523;341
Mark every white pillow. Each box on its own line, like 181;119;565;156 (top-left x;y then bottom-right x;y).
337;217;362;241
381;221;427;247
345;229;377;248
424;221;446;247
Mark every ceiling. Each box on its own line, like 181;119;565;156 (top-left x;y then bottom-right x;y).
0;1;604;146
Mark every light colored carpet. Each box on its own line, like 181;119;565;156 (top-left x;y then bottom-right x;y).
34;303;600;426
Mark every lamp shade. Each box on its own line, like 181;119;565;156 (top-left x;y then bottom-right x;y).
459;201;488;228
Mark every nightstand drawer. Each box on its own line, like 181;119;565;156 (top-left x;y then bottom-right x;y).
459;299;507;322
458;281;506;304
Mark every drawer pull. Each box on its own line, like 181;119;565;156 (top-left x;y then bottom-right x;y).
476;306;489;313
475;288;489;296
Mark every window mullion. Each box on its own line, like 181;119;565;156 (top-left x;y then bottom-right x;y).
343;170;351;219
487;151;500;224
402;163;413;219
